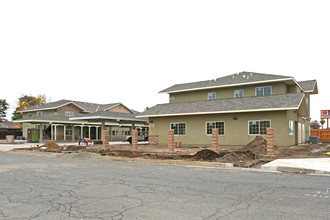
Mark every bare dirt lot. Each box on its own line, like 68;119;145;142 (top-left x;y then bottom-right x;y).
15;137;330;168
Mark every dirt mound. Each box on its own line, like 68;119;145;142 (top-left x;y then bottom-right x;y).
219;150;255;163
241;136;267;154
62;145;86;151
191;149;220;161
106;150;140;158
40;141;61;150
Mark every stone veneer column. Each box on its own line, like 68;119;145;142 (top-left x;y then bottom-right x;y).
132;130;138;151
267;128;274;156
168;129;175;152
102;130;109;149
211;128;218;152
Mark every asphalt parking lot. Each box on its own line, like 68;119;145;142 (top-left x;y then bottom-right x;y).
0;151;329;220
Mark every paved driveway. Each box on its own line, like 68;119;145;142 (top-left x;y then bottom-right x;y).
0;152;329;219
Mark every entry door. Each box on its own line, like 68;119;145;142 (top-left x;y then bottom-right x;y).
298;123;302;144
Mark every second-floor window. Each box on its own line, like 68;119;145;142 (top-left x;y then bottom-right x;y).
234;90;244;98
65;111;74;117
256;86;272;96
208;92;216;100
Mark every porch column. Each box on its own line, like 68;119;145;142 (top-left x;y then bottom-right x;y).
39;124;43;143
81;124;84;138
50;123;53;140
109;126;112;141
88;126;91;139
64;125;66;141
72;125;75;142
101;121;105;140
54;125;57;141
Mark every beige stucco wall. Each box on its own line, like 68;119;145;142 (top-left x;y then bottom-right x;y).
170;82;288;103
149;110;310;146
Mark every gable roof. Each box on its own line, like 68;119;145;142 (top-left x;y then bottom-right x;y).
70;111;147;123
297;80;318;94
18;100;130;113
137;93;305;117
160;72;295;94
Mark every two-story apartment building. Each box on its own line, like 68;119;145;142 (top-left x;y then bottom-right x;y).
15;100;147;143
137;72;318;146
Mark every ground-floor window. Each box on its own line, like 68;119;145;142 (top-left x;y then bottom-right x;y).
170;123;186;135
122;130;130;136
249;120;271;135
289;120;294;135
206;121;225;135
112;130;118;136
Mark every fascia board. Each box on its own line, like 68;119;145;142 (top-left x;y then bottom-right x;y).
136;107;300;118
70;115;147;122
102;103;136;114
159;78;295;94
18;101;91;113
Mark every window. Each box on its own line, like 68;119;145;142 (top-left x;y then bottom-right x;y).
65;111;74;117
112;130;118;136
170;96;175;101
249;120;271;135
170;123;186;135
206;121;225;135
256;86;272;96
66;128;72;136
234;90;244;98
289;120;294;135
208;92;216;100
122;130;130;136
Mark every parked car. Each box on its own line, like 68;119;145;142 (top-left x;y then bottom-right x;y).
126;131;148;144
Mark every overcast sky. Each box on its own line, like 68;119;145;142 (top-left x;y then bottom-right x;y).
1;0;329;122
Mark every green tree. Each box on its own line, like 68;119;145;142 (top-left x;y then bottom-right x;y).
320;119;326;129
0;99;9;120
12;95;47;120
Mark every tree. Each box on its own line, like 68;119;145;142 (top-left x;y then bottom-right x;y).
0;99;9;120
320;119;326;129
12;95;47;120
310;120;321;129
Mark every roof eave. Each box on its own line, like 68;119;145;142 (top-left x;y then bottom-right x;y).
136;106;300;118
159;78;295;94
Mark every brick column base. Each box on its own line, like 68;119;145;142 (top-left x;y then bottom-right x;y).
267;128;274;156
132;130;138;151
168;129;175;152
102;130;109;149
211;128;218;152
6;135;14;144
148;135;159;145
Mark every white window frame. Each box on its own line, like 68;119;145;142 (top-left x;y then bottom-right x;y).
205;121;225;136
170;122;186;136
208;92;216;100
112;130;118;136
65;111;74;117
289;120;294;135
255;86;272;96
248;120;271;135
234;90;244;98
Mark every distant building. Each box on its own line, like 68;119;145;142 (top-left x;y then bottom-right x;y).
14;100;147;142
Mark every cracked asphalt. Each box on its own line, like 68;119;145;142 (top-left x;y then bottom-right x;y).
0;152;329;220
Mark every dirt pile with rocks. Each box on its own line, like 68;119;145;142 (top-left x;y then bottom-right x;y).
40;141;61;150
